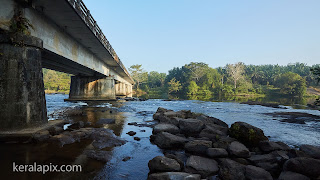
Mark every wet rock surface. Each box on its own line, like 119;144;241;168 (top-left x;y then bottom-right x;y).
265;112;320;124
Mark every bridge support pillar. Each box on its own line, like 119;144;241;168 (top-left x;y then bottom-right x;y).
115;81;133;97
0;32;47;131
69;76;116;100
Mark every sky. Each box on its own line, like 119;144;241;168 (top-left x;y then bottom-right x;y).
83;0;320;73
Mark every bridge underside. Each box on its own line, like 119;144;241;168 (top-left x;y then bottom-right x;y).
0;0;134;130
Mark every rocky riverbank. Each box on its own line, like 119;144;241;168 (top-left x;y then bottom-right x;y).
148;107;320;180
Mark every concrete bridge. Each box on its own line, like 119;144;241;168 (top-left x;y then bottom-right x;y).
0;0;134;130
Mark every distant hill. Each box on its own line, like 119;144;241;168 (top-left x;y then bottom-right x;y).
42;68;71;94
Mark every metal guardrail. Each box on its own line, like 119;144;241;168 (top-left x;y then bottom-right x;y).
67;0;130;77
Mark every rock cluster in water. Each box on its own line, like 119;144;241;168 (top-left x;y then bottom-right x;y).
148;107;320;180
32;121;126;162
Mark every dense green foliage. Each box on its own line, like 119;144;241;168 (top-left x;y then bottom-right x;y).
130;62;320;98
275;72;306;97
42;68;71;93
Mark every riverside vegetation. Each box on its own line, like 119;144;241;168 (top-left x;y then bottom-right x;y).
43;62;320;100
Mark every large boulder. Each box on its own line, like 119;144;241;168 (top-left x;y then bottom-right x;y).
283;157;320;178
245;165;273;180
207;148;228;158
148;156;181;172
153;132;188;149
185;155;219;178
228;141;250;158
218;158;246;180
148;172;201;180
196;115;228;128
299;144;320;159
229;122;268;147
278;171;310;180
153;123;180;135
179;119;204;135
185;140;212;155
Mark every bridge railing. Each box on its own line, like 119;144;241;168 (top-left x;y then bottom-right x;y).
67;0;131;77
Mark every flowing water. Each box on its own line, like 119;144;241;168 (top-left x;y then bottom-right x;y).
1;94;320;179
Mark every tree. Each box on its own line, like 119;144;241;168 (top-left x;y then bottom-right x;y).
168;78;182;94
187;81;199;95
129;64;147;89
226;62;245;89
275;72;306;97
185;62;209;83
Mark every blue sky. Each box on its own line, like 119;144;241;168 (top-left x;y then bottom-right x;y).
83;0;320;73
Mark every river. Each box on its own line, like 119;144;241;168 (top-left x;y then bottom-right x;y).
1;94;320;179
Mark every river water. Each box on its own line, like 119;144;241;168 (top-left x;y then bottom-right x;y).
2;94;320;179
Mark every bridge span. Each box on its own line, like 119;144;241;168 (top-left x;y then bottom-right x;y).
0;0;134;130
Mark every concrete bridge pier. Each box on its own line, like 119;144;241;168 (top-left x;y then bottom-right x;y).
0;33;47;131
69;76;116;100
115;81;133;97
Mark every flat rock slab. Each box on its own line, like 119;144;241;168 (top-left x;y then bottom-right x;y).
0;119;65;142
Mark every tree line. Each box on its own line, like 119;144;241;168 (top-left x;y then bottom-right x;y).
129;62;320;97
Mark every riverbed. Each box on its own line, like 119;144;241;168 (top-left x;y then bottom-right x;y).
1;94;320;179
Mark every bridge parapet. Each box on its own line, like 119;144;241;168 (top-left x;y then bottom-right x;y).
67;0;131;78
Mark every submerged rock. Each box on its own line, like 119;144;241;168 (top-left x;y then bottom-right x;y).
229;122;268;147
148;156;181;172
185;155;219;178
148;172;201;180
